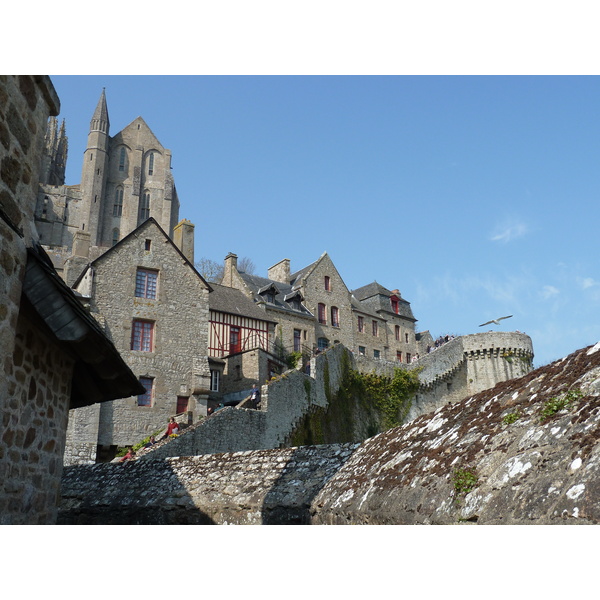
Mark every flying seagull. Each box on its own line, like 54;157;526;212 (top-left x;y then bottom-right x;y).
479;315;513;327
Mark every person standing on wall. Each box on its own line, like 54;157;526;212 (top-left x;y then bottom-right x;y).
250;384;261;410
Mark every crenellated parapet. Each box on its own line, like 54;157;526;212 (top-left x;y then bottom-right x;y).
406;331;534;420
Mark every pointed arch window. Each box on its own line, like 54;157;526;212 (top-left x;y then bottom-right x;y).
113;187;123;217
119;147;126;172
139;192;150;222
148;152;154;176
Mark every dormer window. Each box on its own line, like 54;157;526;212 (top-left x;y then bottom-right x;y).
391;296;399;314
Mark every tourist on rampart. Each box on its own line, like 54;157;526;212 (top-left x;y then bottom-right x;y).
120;447;136;462
144;435;157;448
162;417;180;440
250;383;261;409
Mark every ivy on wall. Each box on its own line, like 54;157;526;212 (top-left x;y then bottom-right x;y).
289;350;420;447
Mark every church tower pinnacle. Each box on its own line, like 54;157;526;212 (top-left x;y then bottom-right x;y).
81;88;110;245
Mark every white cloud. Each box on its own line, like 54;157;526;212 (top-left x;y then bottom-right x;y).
490;221;528;243
541;285;559;299
579;277;598;290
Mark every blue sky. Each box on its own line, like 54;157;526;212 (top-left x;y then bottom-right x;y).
49;74;600;367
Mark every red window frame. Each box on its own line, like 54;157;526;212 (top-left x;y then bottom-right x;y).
318;303;327;325
229;326;241;354
132;320;154;352
391;296;399;314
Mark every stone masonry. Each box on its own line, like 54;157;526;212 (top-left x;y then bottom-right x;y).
60;341;600;524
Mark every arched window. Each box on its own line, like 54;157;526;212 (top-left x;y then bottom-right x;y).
113;187;123;217
148;152;154;176
139;192;150;222
112;228;120;246
119;147;126;172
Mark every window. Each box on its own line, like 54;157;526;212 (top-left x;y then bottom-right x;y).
359;346;366;356
395;325;400;341
324;276;331;291
372;321;378;336
294;329;302;352
135;268;158;299
331;306;339;328
374;349;380;359
230;326;240;354
405;333;409;343
210;370;220;392
176;396;189;414
113;187;123;217
391;297;399;314
406;353;411;363
358;316;364;333
139;192;150;222
148;152;154;175
145;239;151;251
131;320;154;352
119;147;126;172
318;303;327;325
112;228;119;247
137;377;153;406
397;351;402;362
317;337;329;351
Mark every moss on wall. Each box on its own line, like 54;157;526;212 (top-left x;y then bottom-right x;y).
289;350;420;446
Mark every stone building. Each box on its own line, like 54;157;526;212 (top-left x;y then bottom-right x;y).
222;251;356;359
220;250;421;366
35;89;180;285
351;282;418;362
0;75;142;523
207;281;281;403
66;217;212;463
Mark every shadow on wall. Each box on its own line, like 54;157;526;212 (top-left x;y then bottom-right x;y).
259;444;358;525
58;459;216;525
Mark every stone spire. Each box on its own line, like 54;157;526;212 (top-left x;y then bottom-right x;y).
90;88;109;134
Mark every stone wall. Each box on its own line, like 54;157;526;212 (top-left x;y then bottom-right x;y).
59;342;600;525
0;75;75;524
59;443;359;524
133;332;533;461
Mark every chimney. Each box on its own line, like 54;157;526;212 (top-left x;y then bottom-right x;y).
173;219;195;263
222;252;238;287
268;258;291;284
72;229;91;258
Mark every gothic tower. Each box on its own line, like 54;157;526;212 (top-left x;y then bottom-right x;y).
80;88;110;246
40;116;68;185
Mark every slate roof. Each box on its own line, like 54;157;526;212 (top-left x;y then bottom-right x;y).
239;272;314;318
209;283;277;323
352;282;416;322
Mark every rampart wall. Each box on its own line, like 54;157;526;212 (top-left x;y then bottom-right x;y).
136;332;533;460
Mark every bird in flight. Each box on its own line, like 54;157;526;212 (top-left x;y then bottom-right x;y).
479;315;513;327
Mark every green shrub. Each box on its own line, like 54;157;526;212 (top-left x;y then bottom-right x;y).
539;389;583;422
